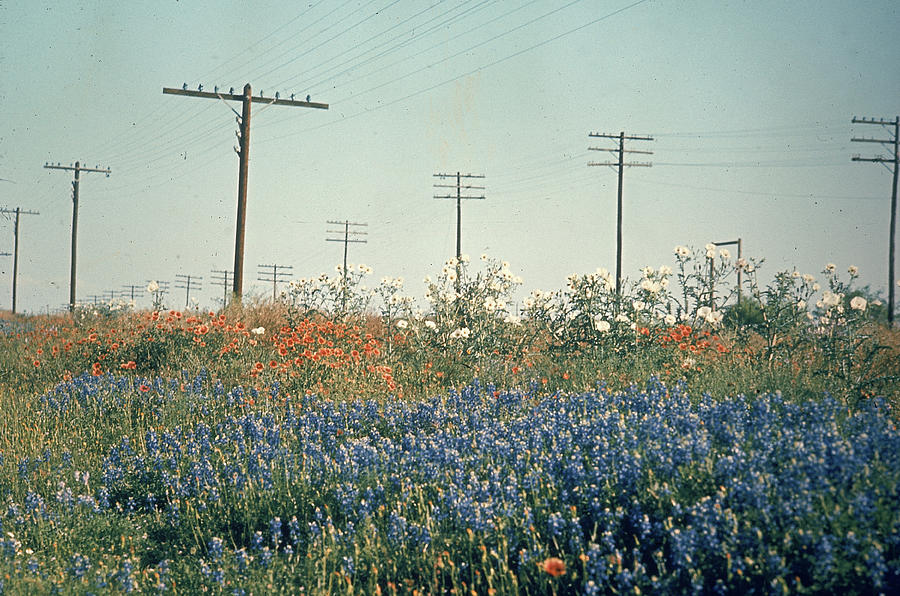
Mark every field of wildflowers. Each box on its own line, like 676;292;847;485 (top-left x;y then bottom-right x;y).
0;248;898;594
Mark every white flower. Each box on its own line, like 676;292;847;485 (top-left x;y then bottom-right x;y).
674;245;690;258
660;278;670;288
812;283;820;292
705;243;716;252
614;313;630;323
696;306;712;320
484;297;497;312
825;263;836;273
480;253;489;261
664;314;677;326
460;254;470;263
737;258;748;270
705;310;724;326
659;265;673;276
424;320;437;330
504;314;521;326
593;315;611;332
849;296;867;311
632;300;646;312
395;319;408;329
447;271;457;282
641;266;654;277
449;327;470;340
848;265;858;276
147;281;159;293
251;326;265;335
822;291;842;308
797;300;807;310
792;271;801;279
719;248;731;259
522;296;535;309
802;274;815;283
640;279;661;294
872;299;883;307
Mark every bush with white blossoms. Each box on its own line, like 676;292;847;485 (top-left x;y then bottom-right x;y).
282;264;375;324
672;244;738;318
420;255;527;357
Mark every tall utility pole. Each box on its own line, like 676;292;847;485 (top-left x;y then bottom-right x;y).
257;264;293;301
210;269;234;308
1;207;39;313
175;274;203;309
163;84;328;304
326;220;368;274
588;132;653;294
852;116;899;325
433;172;485;260
44;161;111;310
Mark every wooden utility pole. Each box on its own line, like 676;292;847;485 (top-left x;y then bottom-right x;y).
710;239;742;309
1;207;39;313
210;270;234;308
175;274;203;309
326;220;368;310
852;116;899;325
43;162;111;310
588;132;653;294
163;84;327;304
433;172;485;260
257;264;293;302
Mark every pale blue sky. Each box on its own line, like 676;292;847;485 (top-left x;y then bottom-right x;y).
1;0;898;312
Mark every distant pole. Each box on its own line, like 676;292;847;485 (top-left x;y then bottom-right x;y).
44;161;111;310
257;264;293;302
433;172;486;261
326;220;368;310
852;115;899;324
210;270;233;308
175;274;203;309
0;207;39;313
588;131;654;294
163;83;328;304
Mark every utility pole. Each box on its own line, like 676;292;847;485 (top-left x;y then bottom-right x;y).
433;172;485;260
852;116;899;325
257;264;293;302
0;207;39;313
326;220;368;311
43;161;111;310
121;283;143;302
146;279;170;308
163;83;328;304
175;274;203;309
210;269;234;308
588;131;653;294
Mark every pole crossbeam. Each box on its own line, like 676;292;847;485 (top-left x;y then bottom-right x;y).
851;115;899;324
44;161;111;310
163;83;327;304
588;131;654;294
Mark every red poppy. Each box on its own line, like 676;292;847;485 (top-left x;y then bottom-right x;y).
540;557;566;577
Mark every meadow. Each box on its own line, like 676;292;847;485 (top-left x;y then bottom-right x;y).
0;248;898;594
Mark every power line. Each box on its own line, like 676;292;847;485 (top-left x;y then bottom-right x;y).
588;131;653;294
162;83;328;303
43;161;111;310
851;115;899;324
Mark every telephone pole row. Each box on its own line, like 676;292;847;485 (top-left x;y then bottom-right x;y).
588;131;654;294
0;207;39;313
433;172;485;261
44;161;111;310
163;83;327;304
851;116;899;325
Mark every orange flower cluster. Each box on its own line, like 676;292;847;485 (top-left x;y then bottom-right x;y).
658;325;729;355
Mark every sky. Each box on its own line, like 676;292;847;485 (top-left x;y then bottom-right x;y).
1;0;899;314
